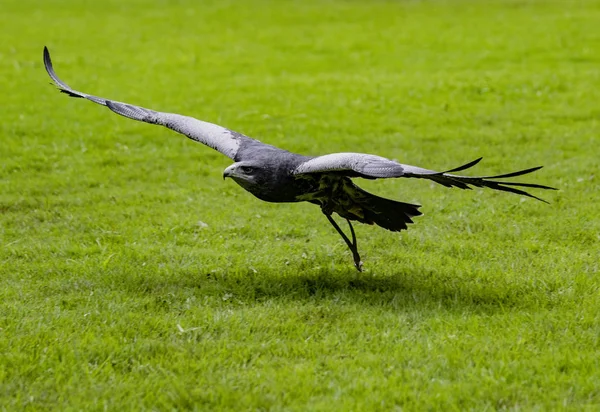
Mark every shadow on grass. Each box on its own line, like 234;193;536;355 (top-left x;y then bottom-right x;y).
131;264;542;314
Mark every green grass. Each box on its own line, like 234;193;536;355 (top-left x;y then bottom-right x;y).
1;0;599;409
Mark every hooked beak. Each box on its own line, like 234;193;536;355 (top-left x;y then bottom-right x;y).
223;164;235;180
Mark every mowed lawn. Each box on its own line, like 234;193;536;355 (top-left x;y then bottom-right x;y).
1;0;599;409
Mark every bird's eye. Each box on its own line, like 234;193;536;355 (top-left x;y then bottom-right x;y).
240;166;255;174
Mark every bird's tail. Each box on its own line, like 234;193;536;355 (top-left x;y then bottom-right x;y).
342;185;422;232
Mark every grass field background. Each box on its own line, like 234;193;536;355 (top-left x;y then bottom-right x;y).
1;0;599;409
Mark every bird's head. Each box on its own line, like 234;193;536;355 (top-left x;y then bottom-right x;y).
223;161;264;187
223;159;299;203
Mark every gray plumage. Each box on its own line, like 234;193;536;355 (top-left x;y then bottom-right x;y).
43;47;556;271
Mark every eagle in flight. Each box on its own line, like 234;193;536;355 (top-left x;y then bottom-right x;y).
43;47;555;271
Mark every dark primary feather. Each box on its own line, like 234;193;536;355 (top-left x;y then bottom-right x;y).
400;159;557;203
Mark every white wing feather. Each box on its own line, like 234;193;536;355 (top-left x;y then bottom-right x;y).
43;47;250;160
293;152;436;177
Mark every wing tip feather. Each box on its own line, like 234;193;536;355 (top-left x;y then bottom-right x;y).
442;157;483;174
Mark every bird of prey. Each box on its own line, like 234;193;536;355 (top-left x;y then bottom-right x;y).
43;47;555;271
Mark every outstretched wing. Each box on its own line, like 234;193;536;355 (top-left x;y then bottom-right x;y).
43;46;259;160
293;152;557;202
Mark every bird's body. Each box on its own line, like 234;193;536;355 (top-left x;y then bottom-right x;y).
224;150;423;233
43;47;555;270
224;146;311;203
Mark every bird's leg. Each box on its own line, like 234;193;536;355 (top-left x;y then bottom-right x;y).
344;218;363;272
324;214;363;272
